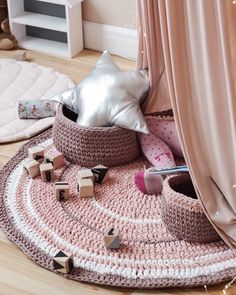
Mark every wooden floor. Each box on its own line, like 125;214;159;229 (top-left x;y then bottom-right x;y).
0;49;234;295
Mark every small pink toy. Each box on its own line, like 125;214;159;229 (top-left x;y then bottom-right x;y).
134;116;185;194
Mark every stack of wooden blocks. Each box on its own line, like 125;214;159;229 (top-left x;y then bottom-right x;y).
23;146;110;203
24;147;121;272
23;145;68;201
23;145;64;180
77;165;109;198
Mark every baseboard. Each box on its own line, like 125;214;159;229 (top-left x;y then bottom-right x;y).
83;21;138;61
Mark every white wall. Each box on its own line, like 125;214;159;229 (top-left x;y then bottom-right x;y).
82;0;137;60
82;0;136;28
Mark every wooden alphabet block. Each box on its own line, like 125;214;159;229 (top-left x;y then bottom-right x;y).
45;149;64;169
91;164;109;184
40;163;54;182
53;251;74;274
55;182;69;201
78;178;94;198
23;159;40;178
28;146;44;163
15;50;27;61
78;168;94;183
103;228;120;249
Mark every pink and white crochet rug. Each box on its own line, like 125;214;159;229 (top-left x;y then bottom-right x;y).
1;129;236;289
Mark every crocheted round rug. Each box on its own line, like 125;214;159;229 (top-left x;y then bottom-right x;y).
1;129;236;289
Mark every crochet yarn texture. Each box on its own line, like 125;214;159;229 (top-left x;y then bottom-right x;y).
161;174;220;243
52;104;140;167
0;129;236;288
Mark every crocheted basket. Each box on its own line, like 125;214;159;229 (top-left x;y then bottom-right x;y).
52;104;140;167
161;174;221;243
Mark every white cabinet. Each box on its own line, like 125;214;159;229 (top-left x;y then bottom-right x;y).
7;0;83;58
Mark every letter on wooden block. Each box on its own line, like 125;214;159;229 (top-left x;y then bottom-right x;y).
55;182;69;201
78;178;94;198
40;163;54;182
28;146;44;163
103;228;120;249
45;149;64;169
91;164;109;184
23;159;40;178
53;251;74;274
78;168;94;183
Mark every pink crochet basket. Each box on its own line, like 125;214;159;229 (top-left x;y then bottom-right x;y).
52;104;140;167
161;174;221;243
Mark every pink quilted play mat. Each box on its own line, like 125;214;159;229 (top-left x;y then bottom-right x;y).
0;59;74;143
1;129;236;288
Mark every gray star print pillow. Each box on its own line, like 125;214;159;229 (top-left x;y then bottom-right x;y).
52;50;150;134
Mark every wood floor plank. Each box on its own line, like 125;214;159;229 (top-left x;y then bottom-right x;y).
0;140;28;158
0;49;235;295
0;154;11;169
0;241;130;295
0;49;135;85
131;286;227;295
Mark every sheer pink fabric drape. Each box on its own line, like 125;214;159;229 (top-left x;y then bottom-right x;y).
137;0;172;114
137;0;236;248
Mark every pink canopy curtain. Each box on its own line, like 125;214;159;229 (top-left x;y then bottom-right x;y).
137;0;172;114
137;0;236;248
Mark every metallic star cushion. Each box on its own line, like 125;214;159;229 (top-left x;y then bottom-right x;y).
52;51;149;133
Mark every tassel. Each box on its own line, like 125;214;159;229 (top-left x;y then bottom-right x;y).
204;276;236;294
222;276;236;294
204;285;209;294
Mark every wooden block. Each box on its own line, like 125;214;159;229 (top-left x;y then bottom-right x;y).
53;251;73;274
15;50;27;61
91;164;109;184
55;182;69;201
28;146;44;163
40;163;54;182
78;168;94;183
23;159;40;178
103;228;120;249
78;178;94;198
45;149;64;169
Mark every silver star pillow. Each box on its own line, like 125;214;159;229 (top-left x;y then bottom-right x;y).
52;50;149;133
